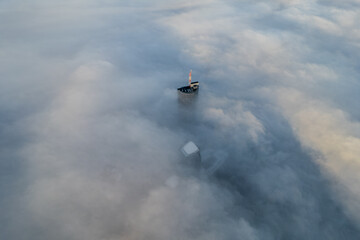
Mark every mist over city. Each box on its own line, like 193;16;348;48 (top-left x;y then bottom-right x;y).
1;1;360;239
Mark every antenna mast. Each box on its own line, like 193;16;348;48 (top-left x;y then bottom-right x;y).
189;70;192;86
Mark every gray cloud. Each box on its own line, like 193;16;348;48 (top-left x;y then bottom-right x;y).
1;0;360;239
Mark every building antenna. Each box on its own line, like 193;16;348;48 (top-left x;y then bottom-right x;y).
189;70;192;86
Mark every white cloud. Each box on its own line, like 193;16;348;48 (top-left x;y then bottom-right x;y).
272;88;360;225
1;0;360;239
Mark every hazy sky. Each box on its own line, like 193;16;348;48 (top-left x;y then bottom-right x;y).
1;0;360;239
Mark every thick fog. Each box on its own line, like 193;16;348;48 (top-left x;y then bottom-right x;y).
1;0;360;239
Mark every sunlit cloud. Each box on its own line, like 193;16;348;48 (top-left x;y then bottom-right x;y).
1;0;360;239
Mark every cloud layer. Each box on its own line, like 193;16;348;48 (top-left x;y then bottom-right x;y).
1;0;360;239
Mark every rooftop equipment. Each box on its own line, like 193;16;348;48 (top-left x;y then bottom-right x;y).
177;70;199;95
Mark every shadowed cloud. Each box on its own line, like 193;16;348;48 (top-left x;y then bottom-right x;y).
1;0;360;239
